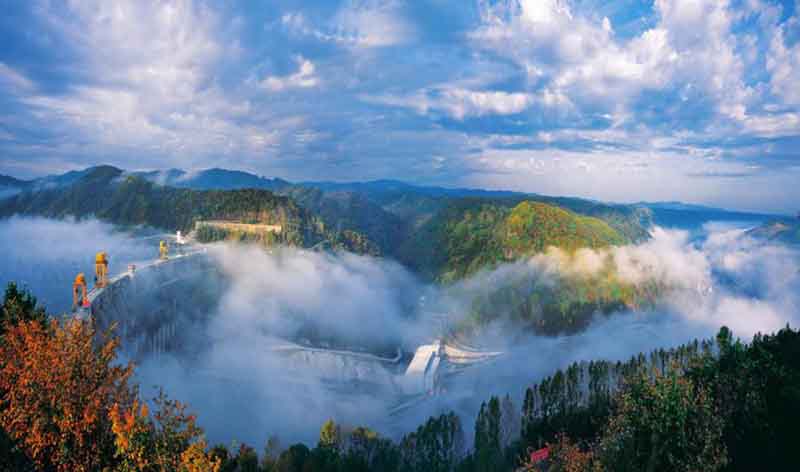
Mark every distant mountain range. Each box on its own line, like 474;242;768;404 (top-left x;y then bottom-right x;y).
746;218;800;245
0;165;788;267
131;168;291;191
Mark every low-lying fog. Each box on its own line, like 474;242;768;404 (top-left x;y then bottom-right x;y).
0;217;159;313
1;216;798;448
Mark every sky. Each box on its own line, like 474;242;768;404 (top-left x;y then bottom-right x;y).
0;0;798;213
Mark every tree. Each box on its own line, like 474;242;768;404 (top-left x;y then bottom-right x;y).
596;366;727;472
401;413;464;472
234;444;259;472
520;434;597;472
309;419;342;472
319;419;342;450
109;389;220;471
500;394;519;450
276;443;311;472
0;282;46;338
261;436;282;472
474;398;504;472
0;318;134;471
0;283;41;470
340;426;399;472
180;439;223;472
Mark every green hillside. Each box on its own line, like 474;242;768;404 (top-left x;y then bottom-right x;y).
399;200;629;283
277;185;407;255
456;261;660;336
0;166;379;255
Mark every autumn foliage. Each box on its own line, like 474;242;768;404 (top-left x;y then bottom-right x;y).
109;391;220;471
521;435;597;472
0;318;133;471
0;305;219;472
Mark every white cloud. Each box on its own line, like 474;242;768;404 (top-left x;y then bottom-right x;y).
766;16;800;106
471;0;679;111
519;0;572;24
0;63;34;92
260;56;319;92
333;0;414;48
282;1;414;49
470;0;760;124
14;0;302;168
364;87;534;120
434;88;535;119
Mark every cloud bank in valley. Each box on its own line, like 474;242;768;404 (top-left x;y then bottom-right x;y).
401;224;800;430
1;217;798;447
0;217;158;313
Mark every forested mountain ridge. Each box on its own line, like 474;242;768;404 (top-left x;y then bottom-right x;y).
133;167;291;191
642;201;778;229
278;185;409;256
0;166;653;271
0;175;30;188
0;166;378;255
396;199;631;283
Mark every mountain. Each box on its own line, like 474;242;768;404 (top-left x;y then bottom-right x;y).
746;218;800;245
134;168;291;191
641;201;776;228
0;166;655;279
397;199;629;282
1;166;114;197
0;166;378;255
0;175;31;200
300;178;525;200
277;185;408;255
0;165;655;260
0;175;31;188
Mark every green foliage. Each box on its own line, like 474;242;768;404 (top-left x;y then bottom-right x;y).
515;326;800;472
278;186;407;256
399;413;464;472
596;367;727;472
473;398;505;472
399;199;629;283
0;166;380;256
319;419;342;450
687;325;800;471
459;266;656;336
275;443;311;472
1;282;47;338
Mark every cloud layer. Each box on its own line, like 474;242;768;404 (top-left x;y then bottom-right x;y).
148;222;800;447
0;217;158;313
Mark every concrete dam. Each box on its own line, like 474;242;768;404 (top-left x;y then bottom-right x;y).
80;244;503;407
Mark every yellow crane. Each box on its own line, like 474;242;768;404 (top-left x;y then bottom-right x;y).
95;252;109;288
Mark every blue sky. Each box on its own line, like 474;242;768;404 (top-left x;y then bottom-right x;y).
0;0;798;212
